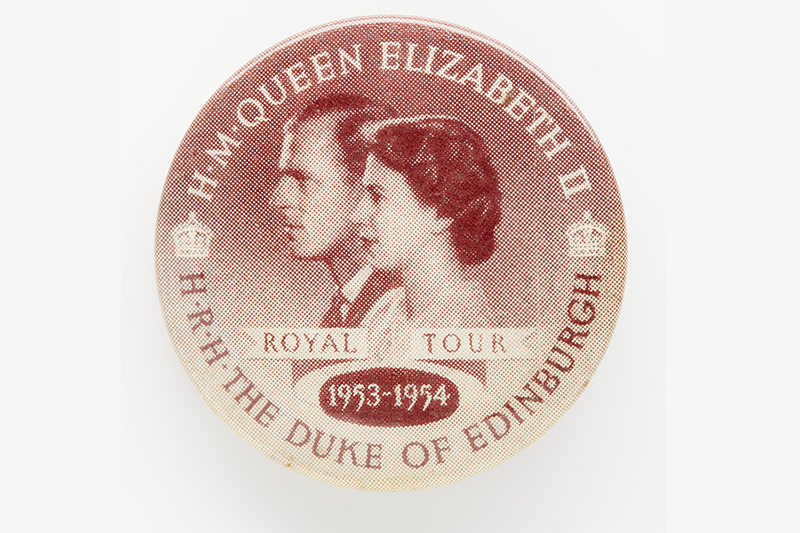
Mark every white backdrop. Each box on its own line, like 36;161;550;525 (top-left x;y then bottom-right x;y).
9;0;800;531
122;1;665;532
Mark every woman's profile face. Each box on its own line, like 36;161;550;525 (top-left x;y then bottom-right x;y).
351;154;444;272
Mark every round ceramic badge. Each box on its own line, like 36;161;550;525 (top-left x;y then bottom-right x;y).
155;15;626;491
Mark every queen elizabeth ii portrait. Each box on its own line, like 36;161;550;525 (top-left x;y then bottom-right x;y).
348;116;503;354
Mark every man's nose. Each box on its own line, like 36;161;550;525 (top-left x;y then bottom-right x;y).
271;175;297;209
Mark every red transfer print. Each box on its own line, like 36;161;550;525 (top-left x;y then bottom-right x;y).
155;15;626;491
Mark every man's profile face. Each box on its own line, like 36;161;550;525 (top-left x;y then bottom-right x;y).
272;115;364;260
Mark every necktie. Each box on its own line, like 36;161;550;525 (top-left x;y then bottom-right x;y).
320;291;347;328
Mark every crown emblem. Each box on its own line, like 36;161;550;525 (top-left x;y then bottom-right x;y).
172;211;213;258
566;211;609;258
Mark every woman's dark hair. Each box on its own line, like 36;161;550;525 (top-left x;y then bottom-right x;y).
366;117;502;265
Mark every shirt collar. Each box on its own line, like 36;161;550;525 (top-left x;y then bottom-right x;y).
340;266;373;304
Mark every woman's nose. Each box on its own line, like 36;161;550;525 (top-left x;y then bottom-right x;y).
350;193;372;224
